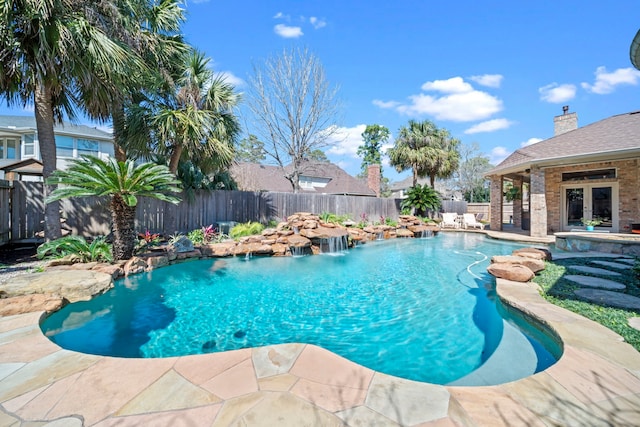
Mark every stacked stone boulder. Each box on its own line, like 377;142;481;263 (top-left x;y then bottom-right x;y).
487;247;551;282
36;213;442;280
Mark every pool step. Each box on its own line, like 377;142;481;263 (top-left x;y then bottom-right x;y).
447;320;538;386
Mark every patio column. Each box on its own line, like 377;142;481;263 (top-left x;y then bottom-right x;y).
529;166;548;237
512;177;523;228
489;175;503;231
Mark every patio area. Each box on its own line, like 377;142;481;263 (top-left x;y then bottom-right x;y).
1;251;640;426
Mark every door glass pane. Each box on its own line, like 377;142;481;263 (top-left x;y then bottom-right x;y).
592;187;612;228
566;188;583;226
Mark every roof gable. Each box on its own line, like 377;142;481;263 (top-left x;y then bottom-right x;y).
0;115;112;140
489;111;640;175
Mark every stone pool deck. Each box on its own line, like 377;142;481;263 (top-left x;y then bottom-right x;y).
1;266;640;426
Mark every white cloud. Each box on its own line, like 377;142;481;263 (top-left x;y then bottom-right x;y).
464;118;512;134
310;17;327;29
274;24;303;38
325;124;367;156
520;137;543;147
376;76;503;122
490;146;511;165
372;99;400;109
469;74;503;88
397;90;503;122
273;12;288;19
581;66;640;94
421;77;473;94
217;71;245;87
539;83;576;103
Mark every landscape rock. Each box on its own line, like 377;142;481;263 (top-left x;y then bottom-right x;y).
299;225;349;240
92;263;124;279
395;228;414;238
287;234;312;248
145;255;169;269
124;257;147;276
171;236;194;253
201;242;236;257
487;263;535;282
0;270;113;302
176;249;201;260
46;254;83;267
0;294;66;316
491;255;545;273
512;247;552;261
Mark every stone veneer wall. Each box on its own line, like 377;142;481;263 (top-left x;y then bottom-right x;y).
529;167;547;237
543;158;640;233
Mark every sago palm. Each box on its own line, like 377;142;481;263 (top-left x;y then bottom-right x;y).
46;156;181;261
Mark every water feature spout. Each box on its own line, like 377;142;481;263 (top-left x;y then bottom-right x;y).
321;235;349;254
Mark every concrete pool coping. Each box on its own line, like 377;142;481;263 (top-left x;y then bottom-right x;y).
1;275;640;425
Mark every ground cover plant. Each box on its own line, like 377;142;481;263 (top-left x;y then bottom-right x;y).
37;236;112;263
230;221;265;239
535;257;640;351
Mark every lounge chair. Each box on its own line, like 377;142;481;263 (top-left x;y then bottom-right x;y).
440;212;459;229
462;213;485;230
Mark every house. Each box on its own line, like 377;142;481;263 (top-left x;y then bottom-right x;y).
230;160;377;196
0;115;114;180
486;108;640;237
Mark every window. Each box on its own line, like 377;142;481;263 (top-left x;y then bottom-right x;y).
23;134;35;156
0;138;18;160
56;135;74;157
54;136;101;158
77;139;99;157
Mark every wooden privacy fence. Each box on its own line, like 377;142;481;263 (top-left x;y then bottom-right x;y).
3;183;407;241
6;182;529;243
0;180;10;245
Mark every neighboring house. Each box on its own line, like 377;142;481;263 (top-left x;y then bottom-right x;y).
389;176;463;201
0;115;114;180
231;161;377;196
486;108;640;237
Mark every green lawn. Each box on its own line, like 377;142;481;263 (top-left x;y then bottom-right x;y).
535;257;640;352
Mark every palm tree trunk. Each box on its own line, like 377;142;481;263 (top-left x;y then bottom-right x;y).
111;100;128;162
168;144;183;174
429;174;436;189
111;194;137;260
34;84;62;241
412;168;418;187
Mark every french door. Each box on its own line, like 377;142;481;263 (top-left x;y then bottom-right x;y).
562;183;617;231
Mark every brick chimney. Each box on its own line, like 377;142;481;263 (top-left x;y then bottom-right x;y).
554;105;578;136
367;164;381;197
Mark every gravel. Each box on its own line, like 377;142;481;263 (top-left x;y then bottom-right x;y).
0;245;46;283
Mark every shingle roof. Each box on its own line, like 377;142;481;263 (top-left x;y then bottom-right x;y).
489;111;640;175
231;161;376;196
0;115;112;140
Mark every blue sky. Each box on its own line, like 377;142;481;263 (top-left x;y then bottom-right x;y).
4;1;640;183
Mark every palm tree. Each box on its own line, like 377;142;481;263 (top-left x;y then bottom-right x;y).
387;120;461;188
106;0;188;162
46;156;181;261
129;49;240;174
0;0;139;240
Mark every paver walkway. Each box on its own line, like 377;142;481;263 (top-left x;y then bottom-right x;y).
564;275;626;290
574;289;640;311
567;265;622;276
591;260;633;270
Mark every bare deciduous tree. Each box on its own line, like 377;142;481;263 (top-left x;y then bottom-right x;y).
247;47;341;192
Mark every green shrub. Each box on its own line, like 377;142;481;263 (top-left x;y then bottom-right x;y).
230;221;265;239
400;184;441;217
320;211;351;225
37;235;112;263
187;228;205;245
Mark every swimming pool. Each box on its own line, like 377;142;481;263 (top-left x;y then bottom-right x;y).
41;233;561;385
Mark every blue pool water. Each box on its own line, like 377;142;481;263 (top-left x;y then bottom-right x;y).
41;233;560;385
